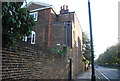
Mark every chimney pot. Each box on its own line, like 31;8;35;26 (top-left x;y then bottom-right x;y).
61;6;62;10
60;5;69;14
66;5;68;10
63;5;65;10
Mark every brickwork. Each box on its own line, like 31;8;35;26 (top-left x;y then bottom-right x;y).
1;2;86;80
2;42;69;79
27;2;82;50
67;47;85;79
33;9;50;49
58;13;74;22
50;22;66;48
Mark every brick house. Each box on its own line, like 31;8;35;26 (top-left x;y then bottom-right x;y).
25;1;82;50
1;1;86;79
25;1;83;78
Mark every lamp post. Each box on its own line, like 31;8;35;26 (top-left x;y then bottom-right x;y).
88;0;96;81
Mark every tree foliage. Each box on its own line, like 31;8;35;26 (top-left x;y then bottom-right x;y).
2;2;35;47
82;32;91;61
95;44;119;65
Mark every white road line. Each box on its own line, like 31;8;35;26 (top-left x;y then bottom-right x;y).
95;69;110;81
96;74;100;80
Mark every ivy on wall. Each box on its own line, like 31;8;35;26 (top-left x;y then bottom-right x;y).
50;46;68;56
2;2;35;47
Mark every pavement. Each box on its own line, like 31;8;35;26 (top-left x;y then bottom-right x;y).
75;69;100;81
75;69;91;81
75;67;119;81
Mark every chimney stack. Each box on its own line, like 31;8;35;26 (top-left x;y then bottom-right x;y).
60;5;69;14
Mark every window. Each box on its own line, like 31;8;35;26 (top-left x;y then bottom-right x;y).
31;31;36;44
75;32;78;47
64;21;70;28
22;36;27;42
30;12;38;21
23;31;36;44
76;38;78;47
66;25;71;47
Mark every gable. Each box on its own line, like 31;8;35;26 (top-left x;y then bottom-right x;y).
27;2;52;11
26;1;58;15
27;3;47;11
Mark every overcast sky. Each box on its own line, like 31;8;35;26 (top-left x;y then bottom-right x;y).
26;0;119;59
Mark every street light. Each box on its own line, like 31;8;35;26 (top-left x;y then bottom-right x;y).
88;0;96;81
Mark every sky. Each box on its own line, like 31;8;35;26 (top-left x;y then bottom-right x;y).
25;0;119;59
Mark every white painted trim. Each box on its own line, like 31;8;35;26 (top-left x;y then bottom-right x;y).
30;6;51;12
22;36;27;42
30;12;38;21
31;31;36;44
27;1;58;15
22;31;36;44
24;36;27;42
51;6;58;14
27;1;52;8
95;69;110;81
76;38;78;47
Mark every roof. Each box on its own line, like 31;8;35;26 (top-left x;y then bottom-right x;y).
27;1;52;7
26;1;58;14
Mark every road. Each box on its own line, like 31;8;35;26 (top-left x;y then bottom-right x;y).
95;66;119;81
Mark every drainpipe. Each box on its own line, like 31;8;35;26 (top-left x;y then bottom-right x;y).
47;9;51;48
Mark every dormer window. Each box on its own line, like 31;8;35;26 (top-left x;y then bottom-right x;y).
30;12;38;21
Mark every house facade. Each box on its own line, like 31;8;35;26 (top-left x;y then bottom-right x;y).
25;1;82;50
25;1;83;78
1;1;87;79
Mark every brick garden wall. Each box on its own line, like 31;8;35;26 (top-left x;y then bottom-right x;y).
67;47;86;79
1;42;69;80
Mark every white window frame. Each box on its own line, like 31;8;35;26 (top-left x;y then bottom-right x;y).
22;31;36;44
30;12;38;21
30;31;36;44
23;36;27;42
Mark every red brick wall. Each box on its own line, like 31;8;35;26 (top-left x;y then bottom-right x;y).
18;3;85;79
32;9;50;49
58;13;74;22
50;22;66;48
27;8;58;49
2;43;69;79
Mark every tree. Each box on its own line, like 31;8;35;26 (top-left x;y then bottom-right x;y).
2;2;35;47
95;44;119;65
82;32;91;61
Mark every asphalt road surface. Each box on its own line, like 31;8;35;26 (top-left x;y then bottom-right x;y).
95;66;119;81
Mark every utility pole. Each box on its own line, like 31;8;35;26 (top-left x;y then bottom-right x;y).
88;0;96;81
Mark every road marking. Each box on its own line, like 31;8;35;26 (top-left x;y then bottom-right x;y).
95;69;110;81
96;74;100;80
